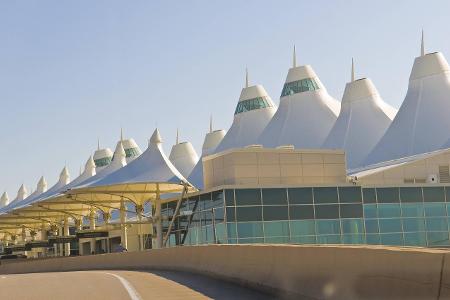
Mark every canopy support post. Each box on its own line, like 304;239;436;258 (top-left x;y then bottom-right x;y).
41;223;48;257
120;198;128;250
58;222;64;256
75;218;83;256
89;208;96;254
163;183;188;247
154;184;163;249
64;216;70;256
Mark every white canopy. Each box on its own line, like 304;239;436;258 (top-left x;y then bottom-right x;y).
258;50;340;148
169;137;199;179
215;74;277;152
188;129;226;189
323;61;397;168
365;48;450;165
0;192;9;208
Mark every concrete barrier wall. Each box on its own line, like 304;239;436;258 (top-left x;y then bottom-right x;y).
1;244;450;299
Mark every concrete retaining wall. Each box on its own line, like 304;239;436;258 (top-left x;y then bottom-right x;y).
1;244;450;299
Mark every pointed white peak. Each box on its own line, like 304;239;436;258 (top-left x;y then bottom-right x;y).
16;184;27;201
85;155;96;174
60;166;70;185
245;68;249;88
351;58;355;82
113;140;126;161
209;115;213;133
36;176;47;194
421;29;425;56
176;128;179;145
293;45;297;68
0;192;9;207
150;128;162;145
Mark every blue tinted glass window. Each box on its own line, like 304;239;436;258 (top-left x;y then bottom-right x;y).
402;218;425;232
380;233;403;246
423;187;445;202
316;220;341;235
427;232;450;246
214;207;225;223
341;219;364;234
237;222;263;238
281;78;320;97
290;220;316;236
291;235;316;244
236;206;262;222
400;187;422;203
339;187;362;203
316;235;341;244
234;96;273;115
379;218;402;233
378;203;401;218
264;237;289;243
315;204;339;219
366;234;380;245
340;204;363;218
212;190;224;208
235;189;261;206
227;222;237;238
364;204;378;218
424;203;447;217
377;188;399;203
314;187;338;204
263;206;288;221
264;221;289;237
365;219;379;233
288;188;313;204
404;232;427;246
342;234;365;244
226;207;236;222
401;203;424;218
362;188;376;203
289;205;314;220
225;189;235;206
426;217;448;232
262;188;287;205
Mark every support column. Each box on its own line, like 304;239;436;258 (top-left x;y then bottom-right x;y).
120;198;128;250
64;216;70;256
75;218;83;256
89;208;96;254
136;204;144;251
41;223;48;257
154;198;163;249
103;211;111;253
58;223;63;256
21;226;28;256
51;224;58;256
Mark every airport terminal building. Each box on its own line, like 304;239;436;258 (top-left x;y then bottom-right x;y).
3;35;450;257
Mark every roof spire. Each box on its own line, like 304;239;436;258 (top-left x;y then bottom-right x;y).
120;127;123;142
351;58;355;82
421;29;425;56
245;68;249;88
176;128;179;144
209;115;213;133
293;44;297;68
97;138;100;150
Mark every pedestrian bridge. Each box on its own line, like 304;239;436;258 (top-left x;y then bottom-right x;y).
0;244;449;299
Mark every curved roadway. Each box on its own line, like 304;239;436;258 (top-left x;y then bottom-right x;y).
0;270;275;299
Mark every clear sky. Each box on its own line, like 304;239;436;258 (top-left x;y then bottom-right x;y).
1;0;450;196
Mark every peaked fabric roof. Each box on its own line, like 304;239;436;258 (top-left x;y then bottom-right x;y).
68;129;191;203
188;129;226;189
258;63;340;148
365;51;450;165
214;81;277;152
323;70;397;168
0;192;9;208
169;141;199;179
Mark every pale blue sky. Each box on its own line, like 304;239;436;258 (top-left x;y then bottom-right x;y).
1;0;450;196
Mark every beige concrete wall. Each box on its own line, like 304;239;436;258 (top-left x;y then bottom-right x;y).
204;148;347;189
1;244;449;299
358;150;450;186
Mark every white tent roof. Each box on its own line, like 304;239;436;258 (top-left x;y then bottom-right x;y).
322;62;397;169
68;129;190;203
258;51;340;148
25;176;48;201
93;143;113;172
0;192;9;208
365;45;450;165
122;138;142;163
13;184;28;203
169;131;199;179
188;129;226;189
214;73;277;152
